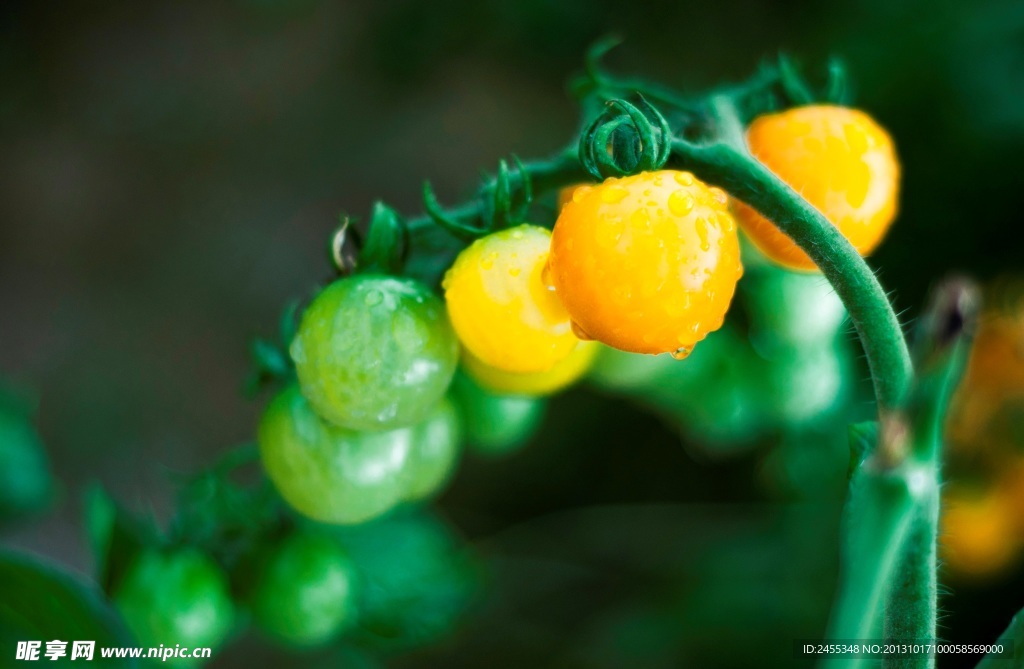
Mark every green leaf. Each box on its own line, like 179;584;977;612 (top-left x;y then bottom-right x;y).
0;550;137;667
976;609;1024;668
84;485;158;596
0;403;55;525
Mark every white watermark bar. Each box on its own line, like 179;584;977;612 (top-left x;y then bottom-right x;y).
794;639;1013;659
15;641;213;662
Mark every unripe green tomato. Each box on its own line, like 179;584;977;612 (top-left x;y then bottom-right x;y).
596;328;768;449
0;408;53;522
250;532;358;646
290;275;459;431
113;548;233;662
401;397;462;501
450;373;545;455
756;342;848;426
744;266;846;350
331;510;478;650
259;385;412;524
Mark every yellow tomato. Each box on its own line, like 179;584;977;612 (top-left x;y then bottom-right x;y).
557;184;586;211
732;105;900;271
549;170;743;356
940;485;1020;578
462;341;598;396
443;224;580;374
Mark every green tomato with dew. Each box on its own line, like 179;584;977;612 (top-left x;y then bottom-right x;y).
290;275;458;431
401;397;462;501
259;385;412;524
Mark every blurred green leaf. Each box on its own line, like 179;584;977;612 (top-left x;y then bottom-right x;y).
976;606;1024;668
84;485;159;597
0;392;55;525
0;551;137;667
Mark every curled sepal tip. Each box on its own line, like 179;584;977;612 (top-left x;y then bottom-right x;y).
482;156;533;231
422;181;486;241
330;216;359;275
825;57;851;105
776;53;816;107
357;201;409;275
579;95;672;180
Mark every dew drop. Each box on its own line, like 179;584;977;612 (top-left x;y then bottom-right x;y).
572;186;592;203
570;321;594;341
364;290;384;306
695;217;711;252
508;266;522;277
709;187;729;207
541;263;557;291
673;172;695;186
670;346;692;361
511;229;524;240
600;186;629;204
668;190;695;216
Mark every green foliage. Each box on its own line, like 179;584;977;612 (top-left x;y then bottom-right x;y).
0;389;54;525
0;551;137;668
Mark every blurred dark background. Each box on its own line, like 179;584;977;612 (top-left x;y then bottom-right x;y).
2;0;1024;667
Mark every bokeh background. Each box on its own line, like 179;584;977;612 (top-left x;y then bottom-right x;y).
3;1;1024;667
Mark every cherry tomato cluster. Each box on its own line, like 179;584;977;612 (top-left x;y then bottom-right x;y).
255;103;900;530
107;507;474;662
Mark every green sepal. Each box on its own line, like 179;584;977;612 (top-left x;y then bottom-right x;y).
357;201;409;275
848;421;879;474
0;551;138;667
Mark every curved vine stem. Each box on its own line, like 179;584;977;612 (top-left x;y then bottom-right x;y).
670;96;913;411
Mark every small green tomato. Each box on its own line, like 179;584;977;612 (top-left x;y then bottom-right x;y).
401;397;462;501
259;385;412;524
113;548;233;662
250;532;358;646
290;275;459;431
450;373;545;455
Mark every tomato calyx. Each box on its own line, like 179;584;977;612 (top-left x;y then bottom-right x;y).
330;202;410;277
423;155;534;241
579;95;672;180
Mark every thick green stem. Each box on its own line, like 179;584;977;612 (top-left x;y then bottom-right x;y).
883;483;939;669
826;460;921;647
669;99;912;409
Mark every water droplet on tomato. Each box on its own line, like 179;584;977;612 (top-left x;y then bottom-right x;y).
668;190;695;216
670;346;692;361
541;263;557;292
673;172;695;186
600;186;629;204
